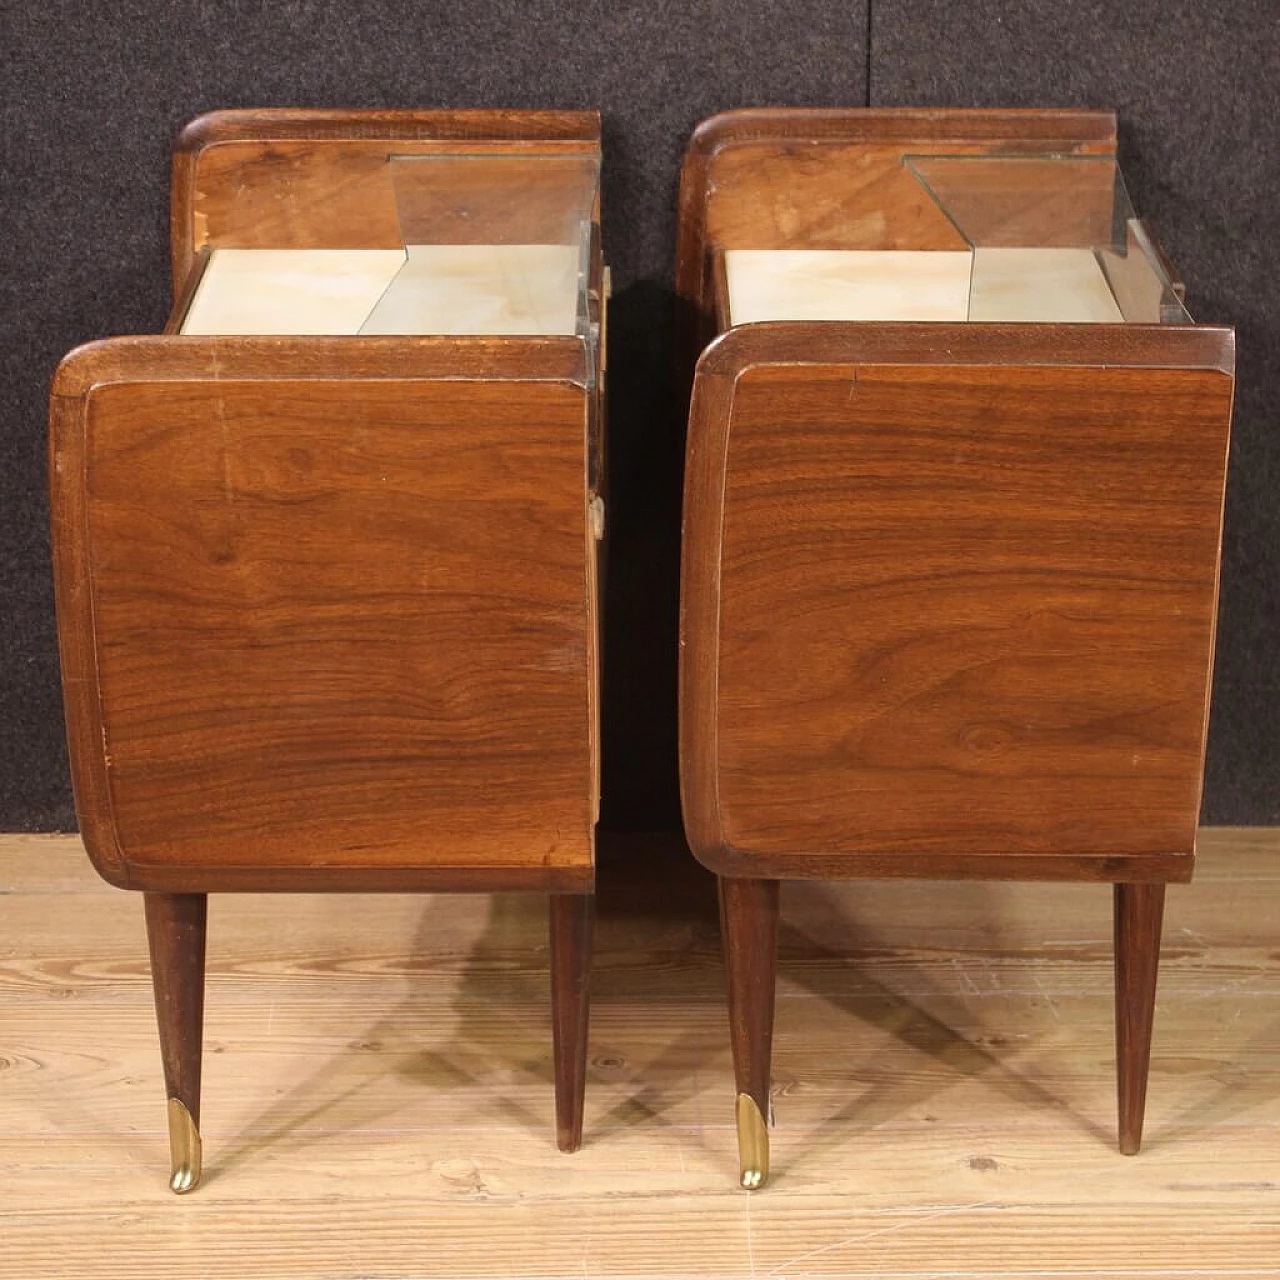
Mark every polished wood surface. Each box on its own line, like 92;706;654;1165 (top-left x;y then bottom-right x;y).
52;340;596;893
681;325;1234;880
1115;882;1167;1155
144;893;207;1129
2;830;1277;1277
549;892;594;1152
171;108;601;289
719;876;779;1123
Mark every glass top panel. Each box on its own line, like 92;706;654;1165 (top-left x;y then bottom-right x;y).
906;155;1126;249
722;154;1188;327
361;152;599;337
906;154;1189;324
382;153;599;246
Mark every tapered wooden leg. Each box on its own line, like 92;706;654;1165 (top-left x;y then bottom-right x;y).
549;892;593;1153
719;876;780;1189
144;893;207;1193
1114;882;1165;1156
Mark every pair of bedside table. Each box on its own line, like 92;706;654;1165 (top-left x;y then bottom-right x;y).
49;107;1233;1194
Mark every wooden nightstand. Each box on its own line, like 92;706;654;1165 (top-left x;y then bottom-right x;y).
676;108;1234;1188
49;109;605;1192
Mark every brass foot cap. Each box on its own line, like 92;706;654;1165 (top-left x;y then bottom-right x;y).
166;1097;203;1194
735;1092;770;1191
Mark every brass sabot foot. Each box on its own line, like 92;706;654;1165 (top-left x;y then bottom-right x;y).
735;1092;769;1190
166;1097;202;1194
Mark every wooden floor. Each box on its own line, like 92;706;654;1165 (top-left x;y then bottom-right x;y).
1;830;1277;1278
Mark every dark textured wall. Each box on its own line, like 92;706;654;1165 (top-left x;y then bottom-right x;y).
2;1;1274;830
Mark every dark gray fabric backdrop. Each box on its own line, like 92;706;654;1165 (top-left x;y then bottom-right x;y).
2;1;1274;831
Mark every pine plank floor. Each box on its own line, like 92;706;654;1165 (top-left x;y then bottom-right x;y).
1;829;1277;1278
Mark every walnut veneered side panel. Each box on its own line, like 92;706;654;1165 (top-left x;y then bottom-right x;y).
52;344;595;891
681;325;1234;881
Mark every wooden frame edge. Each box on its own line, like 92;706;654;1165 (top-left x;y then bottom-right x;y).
47;390;129;888
175;107;602;154
125;861;595;895
49;334;592;398
683;107;1117;160
696;321;1235;379
703;847;1195;885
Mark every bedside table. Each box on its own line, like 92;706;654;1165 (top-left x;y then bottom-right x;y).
676;108;1234;1188
49;109;606;1192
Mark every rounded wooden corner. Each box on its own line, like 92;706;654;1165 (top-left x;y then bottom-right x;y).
173;110;244;159
685;108;781;160
692;326;740;379
679;816;736;877
677;728;733;878
80;836;132;890
691;321;846;386
688;844;737;877
50;336;220;400
691;324;783;381
49;338;139;400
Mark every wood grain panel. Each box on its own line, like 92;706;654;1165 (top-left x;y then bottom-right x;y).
51;347;596;891
682;327;1234;878
87;379;589;876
